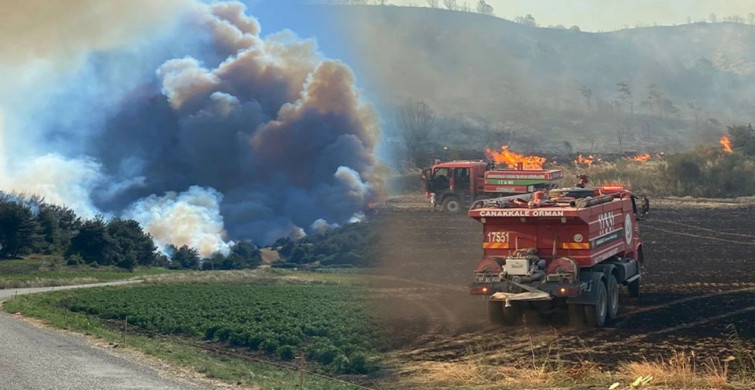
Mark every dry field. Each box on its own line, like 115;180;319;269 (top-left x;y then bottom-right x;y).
368;196;755;389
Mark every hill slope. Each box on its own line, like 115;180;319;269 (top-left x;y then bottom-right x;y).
318;6;755;157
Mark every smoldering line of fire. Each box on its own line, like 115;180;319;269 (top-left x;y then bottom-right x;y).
0;1;381;256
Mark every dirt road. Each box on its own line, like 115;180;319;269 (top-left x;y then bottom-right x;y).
0;282;202;390
370;198;755;386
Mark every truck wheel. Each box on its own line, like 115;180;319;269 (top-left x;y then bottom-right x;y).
628;275;641;298
568;303;585;327
442;197;462;213
488;300;504;323
502;304;522;325
607;274;619;319
488;301;521;325
584;280;608;327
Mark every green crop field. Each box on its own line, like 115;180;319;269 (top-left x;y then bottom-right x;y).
56;283;381;375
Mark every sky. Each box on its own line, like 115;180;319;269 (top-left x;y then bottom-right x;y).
395;0;755;31
243;0;348;56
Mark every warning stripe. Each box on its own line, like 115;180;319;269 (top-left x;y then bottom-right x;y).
483;242;509;249
562;242;590;249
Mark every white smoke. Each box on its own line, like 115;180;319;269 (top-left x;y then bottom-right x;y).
311;218;339;233
123;186;231;257
0;152;104;219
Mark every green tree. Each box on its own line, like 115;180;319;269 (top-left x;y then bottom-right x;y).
0;199;41;258
202;251;226;270
107;219;157;270
172;245;200;270
231;242;262;268
36;204;80;254
66;216;121;265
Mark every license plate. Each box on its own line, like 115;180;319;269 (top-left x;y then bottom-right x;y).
476;276;500;283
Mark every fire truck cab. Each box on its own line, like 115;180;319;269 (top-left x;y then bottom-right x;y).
422;160;562;212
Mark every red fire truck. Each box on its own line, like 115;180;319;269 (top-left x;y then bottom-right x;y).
422;160;562;212
468;185;649;327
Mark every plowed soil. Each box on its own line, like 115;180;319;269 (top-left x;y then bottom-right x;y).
369;196;755;388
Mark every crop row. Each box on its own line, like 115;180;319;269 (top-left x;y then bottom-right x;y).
65;283;381;374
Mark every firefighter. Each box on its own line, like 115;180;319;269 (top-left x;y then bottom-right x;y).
576;174;589;188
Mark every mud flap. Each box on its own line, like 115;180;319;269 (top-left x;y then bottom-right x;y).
600;258;640;284
566;272;604;305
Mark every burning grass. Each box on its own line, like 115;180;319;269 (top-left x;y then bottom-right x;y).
720;135;733;154
485;145;546;170
558;147;755;197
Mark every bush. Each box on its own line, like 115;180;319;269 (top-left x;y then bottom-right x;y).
66;253;85;266
262;338;279;355
276;345;296;361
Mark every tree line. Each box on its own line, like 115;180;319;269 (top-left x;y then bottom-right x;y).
0;193;261;271
272;222;374;268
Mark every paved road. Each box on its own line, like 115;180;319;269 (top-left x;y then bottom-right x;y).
0;282;202;389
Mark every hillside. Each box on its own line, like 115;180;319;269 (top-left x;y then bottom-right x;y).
316;6;755;162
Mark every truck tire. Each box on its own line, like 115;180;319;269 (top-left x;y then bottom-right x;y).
607;274;619;319
584;280;608;327
442;197;462;213
503;304;522;325
488;300;504;323
568;303;585;327
488;300;521;325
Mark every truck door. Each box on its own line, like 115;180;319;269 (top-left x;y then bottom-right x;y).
431;167;450;192
452;167;471;203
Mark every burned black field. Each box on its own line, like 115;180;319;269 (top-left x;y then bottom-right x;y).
368;201;755;386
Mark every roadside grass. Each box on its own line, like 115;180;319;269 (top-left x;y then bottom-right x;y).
396;353;754;389
3;285;370;390
392;327;755;390
0;256;178;289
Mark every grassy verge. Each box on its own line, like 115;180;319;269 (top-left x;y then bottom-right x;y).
0;256;178;289
391;342;755;390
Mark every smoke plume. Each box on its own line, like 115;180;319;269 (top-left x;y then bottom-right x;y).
0;1;380;255
123;186;231;256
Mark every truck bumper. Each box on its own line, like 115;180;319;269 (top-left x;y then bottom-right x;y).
470;279;584;300
489;290;551;302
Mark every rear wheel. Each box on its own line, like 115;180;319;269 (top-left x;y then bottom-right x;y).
607;274;619;319
488;300;504;323
584;280;608;327
568;303;585;327
442;197;462;213
488;300;521;325
628;275;641;298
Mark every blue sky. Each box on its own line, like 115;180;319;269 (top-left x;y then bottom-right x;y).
242;0;350;60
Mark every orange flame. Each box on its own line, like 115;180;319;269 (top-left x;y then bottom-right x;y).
485;145;545;169
720;135;732;153
629;153;651;162
574;154;594;167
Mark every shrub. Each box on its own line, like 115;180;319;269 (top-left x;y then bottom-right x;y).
276;345;296;361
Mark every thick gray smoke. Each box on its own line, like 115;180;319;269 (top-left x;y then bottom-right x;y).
0;1;380;255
